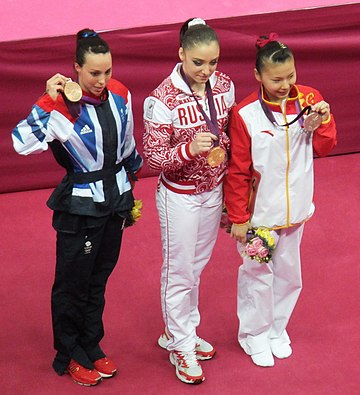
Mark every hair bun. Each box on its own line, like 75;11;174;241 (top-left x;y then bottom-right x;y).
256;32;279;48
77;29;98;42
81;31;98;38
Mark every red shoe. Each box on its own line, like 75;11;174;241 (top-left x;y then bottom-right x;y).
93;357;117;378
67;359;102;386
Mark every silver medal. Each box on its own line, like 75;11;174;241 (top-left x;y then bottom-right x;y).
303;112;322;133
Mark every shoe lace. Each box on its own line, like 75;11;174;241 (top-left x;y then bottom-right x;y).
195;336;205;347
177;351;198;368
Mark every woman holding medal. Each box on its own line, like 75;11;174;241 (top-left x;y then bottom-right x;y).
12;29;143;386
143;18;235;384
223;33;337;367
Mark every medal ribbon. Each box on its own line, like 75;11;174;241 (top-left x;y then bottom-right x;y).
258;89;311;129
180;67;220;147
62;87;109;118
82;88;109;105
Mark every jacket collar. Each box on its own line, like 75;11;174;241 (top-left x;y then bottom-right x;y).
170;63;217;95
261;85;300;112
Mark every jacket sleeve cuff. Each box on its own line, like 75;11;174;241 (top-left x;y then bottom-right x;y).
232;220;250;226
321;114;332;124
178;142;195;161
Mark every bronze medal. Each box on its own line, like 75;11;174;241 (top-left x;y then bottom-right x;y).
304;112;322;133
64;81;82;102
207;146;226;167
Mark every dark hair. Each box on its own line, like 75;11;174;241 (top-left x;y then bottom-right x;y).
179;18;219;50
255;34;293;73
76;28;110;66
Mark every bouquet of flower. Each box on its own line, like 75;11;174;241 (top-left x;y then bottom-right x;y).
130;199;143;224
239;227;275;264
124;199;143;227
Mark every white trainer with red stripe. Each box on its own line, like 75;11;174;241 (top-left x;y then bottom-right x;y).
169;350;205;384
158;331;216;360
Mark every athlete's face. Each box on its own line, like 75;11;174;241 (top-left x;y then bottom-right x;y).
179;41;220;87
255;57;297;103
75;52;112;96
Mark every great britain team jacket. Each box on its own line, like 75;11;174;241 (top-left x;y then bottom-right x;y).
224;84;337;229
12;78;143;219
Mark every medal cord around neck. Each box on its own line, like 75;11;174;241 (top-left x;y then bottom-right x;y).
180;66;220;147
258;89;312;129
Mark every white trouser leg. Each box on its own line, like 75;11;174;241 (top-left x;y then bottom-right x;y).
156;183;222;352
237;224;304;354
237;253;274;354
270;224;304;343
190;185;223;333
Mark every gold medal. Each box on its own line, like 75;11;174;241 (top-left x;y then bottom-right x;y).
207;146;226;167
64;81;82;102
304;112;322;133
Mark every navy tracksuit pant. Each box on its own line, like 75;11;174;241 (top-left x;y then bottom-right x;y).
51;214;124;374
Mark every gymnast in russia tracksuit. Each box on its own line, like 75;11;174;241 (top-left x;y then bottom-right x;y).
12;29;142;383
224;34;337;367
143;18;235;384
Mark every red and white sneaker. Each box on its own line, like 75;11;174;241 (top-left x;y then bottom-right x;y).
169;350;205;384
93;357;117;378
158;331;216;360
67;359;102;386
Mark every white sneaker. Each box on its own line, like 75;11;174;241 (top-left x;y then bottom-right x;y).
195;336;216;360
250;348;275;367
240;341;274;367
271;341;292;359
169;350;205;384
158;332;216;360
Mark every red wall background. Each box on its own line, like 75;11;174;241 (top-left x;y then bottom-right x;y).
1;3;359;193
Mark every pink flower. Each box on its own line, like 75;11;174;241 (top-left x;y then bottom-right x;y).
258;247;269;258
251;237;263;249
246;245;258;257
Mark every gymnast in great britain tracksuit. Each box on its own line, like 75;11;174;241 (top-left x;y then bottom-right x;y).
12;29;142;386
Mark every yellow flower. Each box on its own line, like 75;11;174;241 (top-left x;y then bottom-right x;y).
255;227;275;248
131;199;143;223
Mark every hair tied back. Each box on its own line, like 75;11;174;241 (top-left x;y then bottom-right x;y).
188;18;206;28
256;32;279;48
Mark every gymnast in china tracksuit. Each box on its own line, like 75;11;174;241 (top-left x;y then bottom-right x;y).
223;34;337;367
143;19;235;383
12;29;143;382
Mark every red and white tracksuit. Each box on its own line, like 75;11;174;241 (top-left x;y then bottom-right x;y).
143;63;235;352
224;84;337;354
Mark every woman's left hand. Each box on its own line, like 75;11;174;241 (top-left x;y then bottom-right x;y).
312;100;330;122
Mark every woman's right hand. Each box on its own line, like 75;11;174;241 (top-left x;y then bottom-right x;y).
189;132;218;156
230;222;252;243
45;73;69;101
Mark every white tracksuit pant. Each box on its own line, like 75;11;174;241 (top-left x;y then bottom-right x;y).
237;224;304;355
156;182;223;352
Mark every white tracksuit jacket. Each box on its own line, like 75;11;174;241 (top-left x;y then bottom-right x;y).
224;84;337;229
